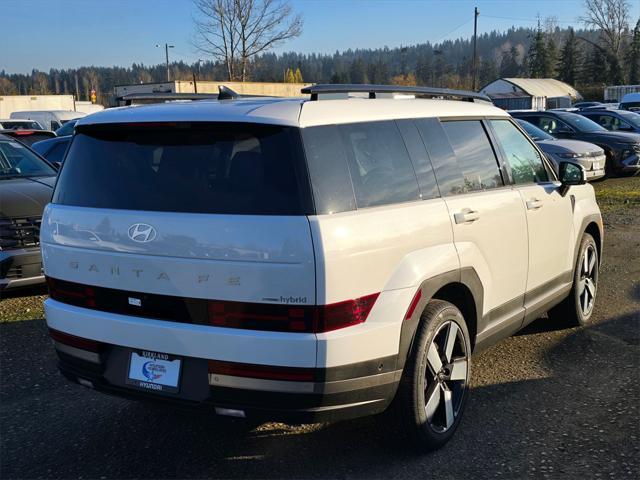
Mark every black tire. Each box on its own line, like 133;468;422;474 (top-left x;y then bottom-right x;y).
548;233;599;327
394;300;471;451
603;150;617;178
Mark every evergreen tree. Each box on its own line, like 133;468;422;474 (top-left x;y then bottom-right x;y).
416;55;432;85
367;59;389;84
546;37;558;78
626;19;640;84
527;23;552;78
558;28;579;85
349;58;368;84
478;58;498;87
581;46;608;85
499;47;520;77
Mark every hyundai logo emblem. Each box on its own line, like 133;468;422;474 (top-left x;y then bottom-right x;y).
128;223;157;243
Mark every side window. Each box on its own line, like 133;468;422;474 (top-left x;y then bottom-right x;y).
301;126;356;214
490;120;549;184
395;119;439;199
535;116;572;134
601;115;629;131
337;121;420;208
439;120;503;194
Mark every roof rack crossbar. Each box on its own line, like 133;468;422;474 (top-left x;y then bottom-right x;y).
301;84;491;103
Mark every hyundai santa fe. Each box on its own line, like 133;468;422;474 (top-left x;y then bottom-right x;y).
42;84;603;450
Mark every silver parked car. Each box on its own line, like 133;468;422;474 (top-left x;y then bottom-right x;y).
516;119;606;181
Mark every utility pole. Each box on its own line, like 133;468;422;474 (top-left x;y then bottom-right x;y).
472;7;479;91
156;43;174;82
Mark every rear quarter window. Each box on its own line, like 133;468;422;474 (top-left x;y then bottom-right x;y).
416;118;503;196
53;123;308;215
338;120;421;208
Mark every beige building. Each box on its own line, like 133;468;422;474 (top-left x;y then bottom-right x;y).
114;80;310;99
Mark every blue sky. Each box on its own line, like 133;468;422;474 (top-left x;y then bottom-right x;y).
3;0;639;74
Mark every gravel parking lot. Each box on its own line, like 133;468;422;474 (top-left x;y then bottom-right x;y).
1;178;638;479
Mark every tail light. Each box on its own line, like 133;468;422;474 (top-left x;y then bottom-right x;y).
208;293;379;333
47;277;96;308
49;328;102;352
208;360;315;382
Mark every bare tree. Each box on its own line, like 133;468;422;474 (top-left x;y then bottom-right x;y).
234;0;303;81
582;0;630;57
193;0;302;81
193;0;240;81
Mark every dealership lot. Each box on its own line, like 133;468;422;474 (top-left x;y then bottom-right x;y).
0;177;638;479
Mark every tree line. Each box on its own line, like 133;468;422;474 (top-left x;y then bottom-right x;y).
1;20;638;104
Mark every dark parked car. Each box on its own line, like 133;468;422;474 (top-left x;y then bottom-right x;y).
0;129;56;147
572;101;602;110
510;110;640;176
0;134;57;292
516;119;605;181
578;109;640;134
31;135;72;166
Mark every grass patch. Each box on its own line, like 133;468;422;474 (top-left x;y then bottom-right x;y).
0;295;47;323
592;176;640;213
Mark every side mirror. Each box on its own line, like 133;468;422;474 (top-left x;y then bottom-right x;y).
559;161;586;196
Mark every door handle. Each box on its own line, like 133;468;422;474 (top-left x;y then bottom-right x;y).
526;198;543;210
454;209;480;224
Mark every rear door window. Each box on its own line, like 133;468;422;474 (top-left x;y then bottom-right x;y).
337;121;421;208
438;120;503;194
53;123;307;215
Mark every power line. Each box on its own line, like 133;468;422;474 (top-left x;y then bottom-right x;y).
432;18;474;43
482;14;581;25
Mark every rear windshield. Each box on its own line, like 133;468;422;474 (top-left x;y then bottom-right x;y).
1;121;42;130
53;123;306;215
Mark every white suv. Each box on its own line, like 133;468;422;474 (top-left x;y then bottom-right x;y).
42;85;603;450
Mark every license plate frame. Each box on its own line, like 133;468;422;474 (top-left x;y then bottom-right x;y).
126;350;182;394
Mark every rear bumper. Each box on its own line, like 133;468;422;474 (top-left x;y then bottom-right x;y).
0;248;44;291
45;298;402;423
53;340;400;423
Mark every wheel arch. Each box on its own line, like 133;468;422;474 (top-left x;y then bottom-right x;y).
397;268;483;371
574;214;603;268
584;221;602;263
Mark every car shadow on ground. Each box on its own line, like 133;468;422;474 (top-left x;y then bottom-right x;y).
3;310;636;479
0;285;47;300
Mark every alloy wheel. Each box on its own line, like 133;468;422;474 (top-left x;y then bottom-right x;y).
424;320;468;433
578;244;598;317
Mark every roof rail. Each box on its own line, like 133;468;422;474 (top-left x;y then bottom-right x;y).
301;84;491;103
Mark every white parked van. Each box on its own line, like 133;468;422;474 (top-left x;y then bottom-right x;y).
42;85;603;450
10;110;85;131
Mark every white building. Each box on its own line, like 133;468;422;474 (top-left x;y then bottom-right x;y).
480;78;582;110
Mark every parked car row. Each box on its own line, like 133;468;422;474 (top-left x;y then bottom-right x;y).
510;109;640;177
